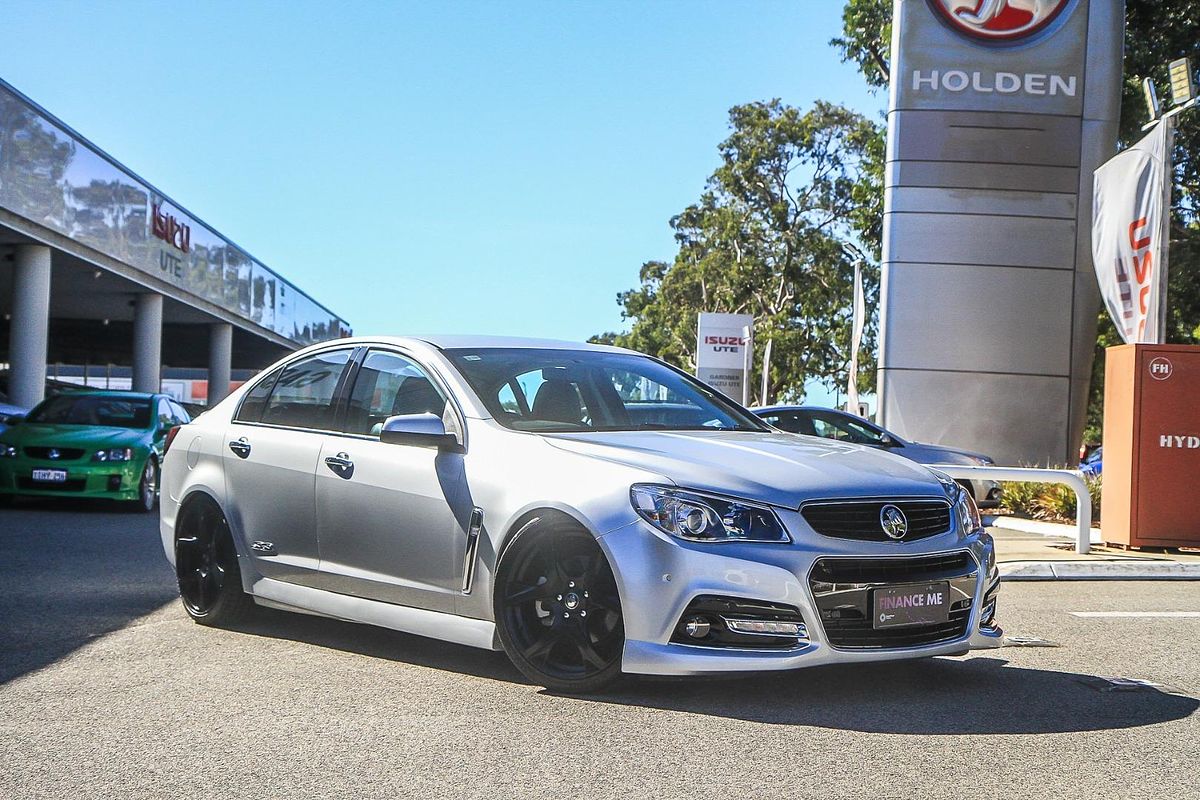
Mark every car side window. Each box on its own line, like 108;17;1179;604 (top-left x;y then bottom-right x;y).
168;400;191;425
260;349;353;430
342;350;447;437
235;367;282;423
810;411;885;445
156;398;174;431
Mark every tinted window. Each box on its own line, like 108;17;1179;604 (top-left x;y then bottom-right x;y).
156;398;174;431
235;367;282;423
809;411;887;445
342;350;447;436
260;350;352;430
26;395;153;429
168;400;191;424
445;348;767;433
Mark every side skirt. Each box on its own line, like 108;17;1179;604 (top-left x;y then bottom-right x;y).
250;576;502;651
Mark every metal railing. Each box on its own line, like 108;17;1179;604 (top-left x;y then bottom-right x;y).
930;465;1094;554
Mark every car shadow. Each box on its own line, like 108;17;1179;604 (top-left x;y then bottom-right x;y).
0;500;177;684
227;608;1197;735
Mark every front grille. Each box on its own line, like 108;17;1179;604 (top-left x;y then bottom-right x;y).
17;477;87;492
802;500;952;542
24;447;86;461
809;552;977;650
817;603;972;648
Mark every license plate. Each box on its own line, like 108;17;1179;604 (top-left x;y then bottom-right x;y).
873;582;950;629
31;468;68;483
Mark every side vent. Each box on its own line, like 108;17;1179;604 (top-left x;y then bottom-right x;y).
461;508;484;594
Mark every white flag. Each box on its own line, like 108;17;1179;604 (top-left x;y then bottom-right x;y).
846;260;865;414
1092;121;1172;344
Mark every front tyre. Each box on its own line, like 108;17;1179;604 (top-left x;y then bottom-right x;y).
175;497;254;627
125;457;158;513
495;523;624;693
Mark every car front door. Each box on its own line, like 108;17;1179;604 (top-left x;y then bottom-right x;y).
223;347;354;587
312;348;472;614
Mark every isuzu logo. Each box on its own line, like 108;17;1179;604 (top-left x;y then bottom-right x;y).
928;0;1073;42
880;504;909;540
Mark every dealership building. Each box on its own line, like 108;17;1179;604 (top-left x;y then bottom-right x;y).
0;78;349;410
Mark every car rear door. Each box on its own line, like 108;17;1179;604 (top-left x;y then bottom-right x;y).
223;347;354;587
312;347;471;614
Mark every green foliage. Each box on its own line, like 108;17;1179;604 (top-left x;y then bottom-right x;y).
830;0;892;91
595;100;884;405
1086;0;1200;442
999;473;1102;525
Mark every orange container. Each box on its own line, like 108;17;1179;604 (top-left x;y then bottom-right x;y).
1101;344;1200;548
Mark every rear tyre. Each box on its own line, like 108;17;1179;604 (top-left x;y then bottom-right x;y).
495;522;624;693
175;497;254;627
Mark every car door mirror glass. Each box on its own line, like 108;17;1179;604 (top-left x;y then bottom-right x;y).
380;413;463;452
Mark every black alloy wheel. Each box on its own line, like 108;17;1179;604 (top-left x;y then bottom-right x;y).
175;497;253;626
495;524;624;693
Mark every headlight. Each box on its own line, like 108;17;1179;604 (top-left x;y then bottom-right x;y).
955;486;982;533
0;445;16;458
92;448;134;463
631;485;790;543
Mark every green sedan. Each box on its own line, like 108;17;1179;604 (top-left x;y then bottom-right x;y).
0;390;191;512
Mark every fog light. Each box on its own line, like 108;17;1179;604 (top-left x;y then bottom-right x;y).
683;616;711;639
724;618;805;637
107;475;123;491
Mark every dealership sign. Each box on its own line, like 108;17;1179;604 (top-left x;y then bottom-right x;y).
696;312;753;403
151;200;191;253
876;0;1124;466
1092;121;1171;344
927;0;1073;42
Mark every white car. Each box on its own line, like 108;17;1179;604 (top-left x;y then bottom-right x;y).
159;336;1002;692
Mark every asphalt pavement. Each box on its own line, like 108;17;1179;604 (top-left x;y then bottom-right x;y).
2;501;1198;799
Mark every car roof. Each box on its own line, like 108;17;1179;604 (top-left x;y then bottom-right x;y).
322;334;635;355
752;405;848;415
44;389;160;400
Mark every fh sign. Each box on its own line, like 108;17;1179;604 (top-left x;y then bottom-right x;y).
696;312;753;403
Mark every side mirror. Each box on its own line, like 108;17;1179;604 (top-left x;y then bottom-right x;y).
880;433;900;447
380;413;463;452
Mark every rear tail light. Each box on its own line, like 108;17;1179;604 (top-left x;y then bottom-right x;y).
163;425;183;457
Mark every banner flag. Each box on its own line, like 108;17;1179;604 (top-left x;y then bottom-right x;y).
847;260;865;414
1092;121;1172;343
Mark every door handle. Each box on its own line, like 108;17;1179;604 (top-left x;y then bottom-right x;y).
228;437;251;458
324;452;354;478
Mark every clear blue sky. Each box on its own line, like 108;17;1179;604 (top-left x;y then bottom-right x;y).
2;0;878;342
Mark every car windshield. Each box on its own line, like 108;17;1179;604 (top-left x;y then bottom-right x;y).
25;395;152;429
445;348;769;434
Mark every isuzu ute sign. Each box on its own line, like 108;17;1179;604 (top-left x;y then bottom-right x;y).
928;0;1073;42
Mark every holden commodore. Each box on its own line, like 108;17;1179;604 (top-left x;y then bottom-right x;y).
1;390;190;512
159;336;1002;692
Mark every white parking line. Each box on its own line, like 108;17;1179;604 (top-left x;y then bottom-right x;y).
1069;611;1200;618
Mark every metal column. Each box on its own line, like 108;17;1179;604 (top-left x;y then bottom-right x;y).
207;322;233;405
132;293;163;393
8;245;52;409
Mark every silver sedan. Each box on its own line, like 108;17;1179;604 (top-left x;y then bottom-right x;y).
160;336;1002;692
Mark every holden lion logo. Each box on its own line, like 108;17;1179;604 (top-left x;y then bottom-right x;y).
928;0;1073;42
880;504;909;540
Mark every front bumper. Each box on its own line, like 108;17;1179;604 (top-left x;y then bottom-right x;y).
0;457;145;500
599;515;1002;676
